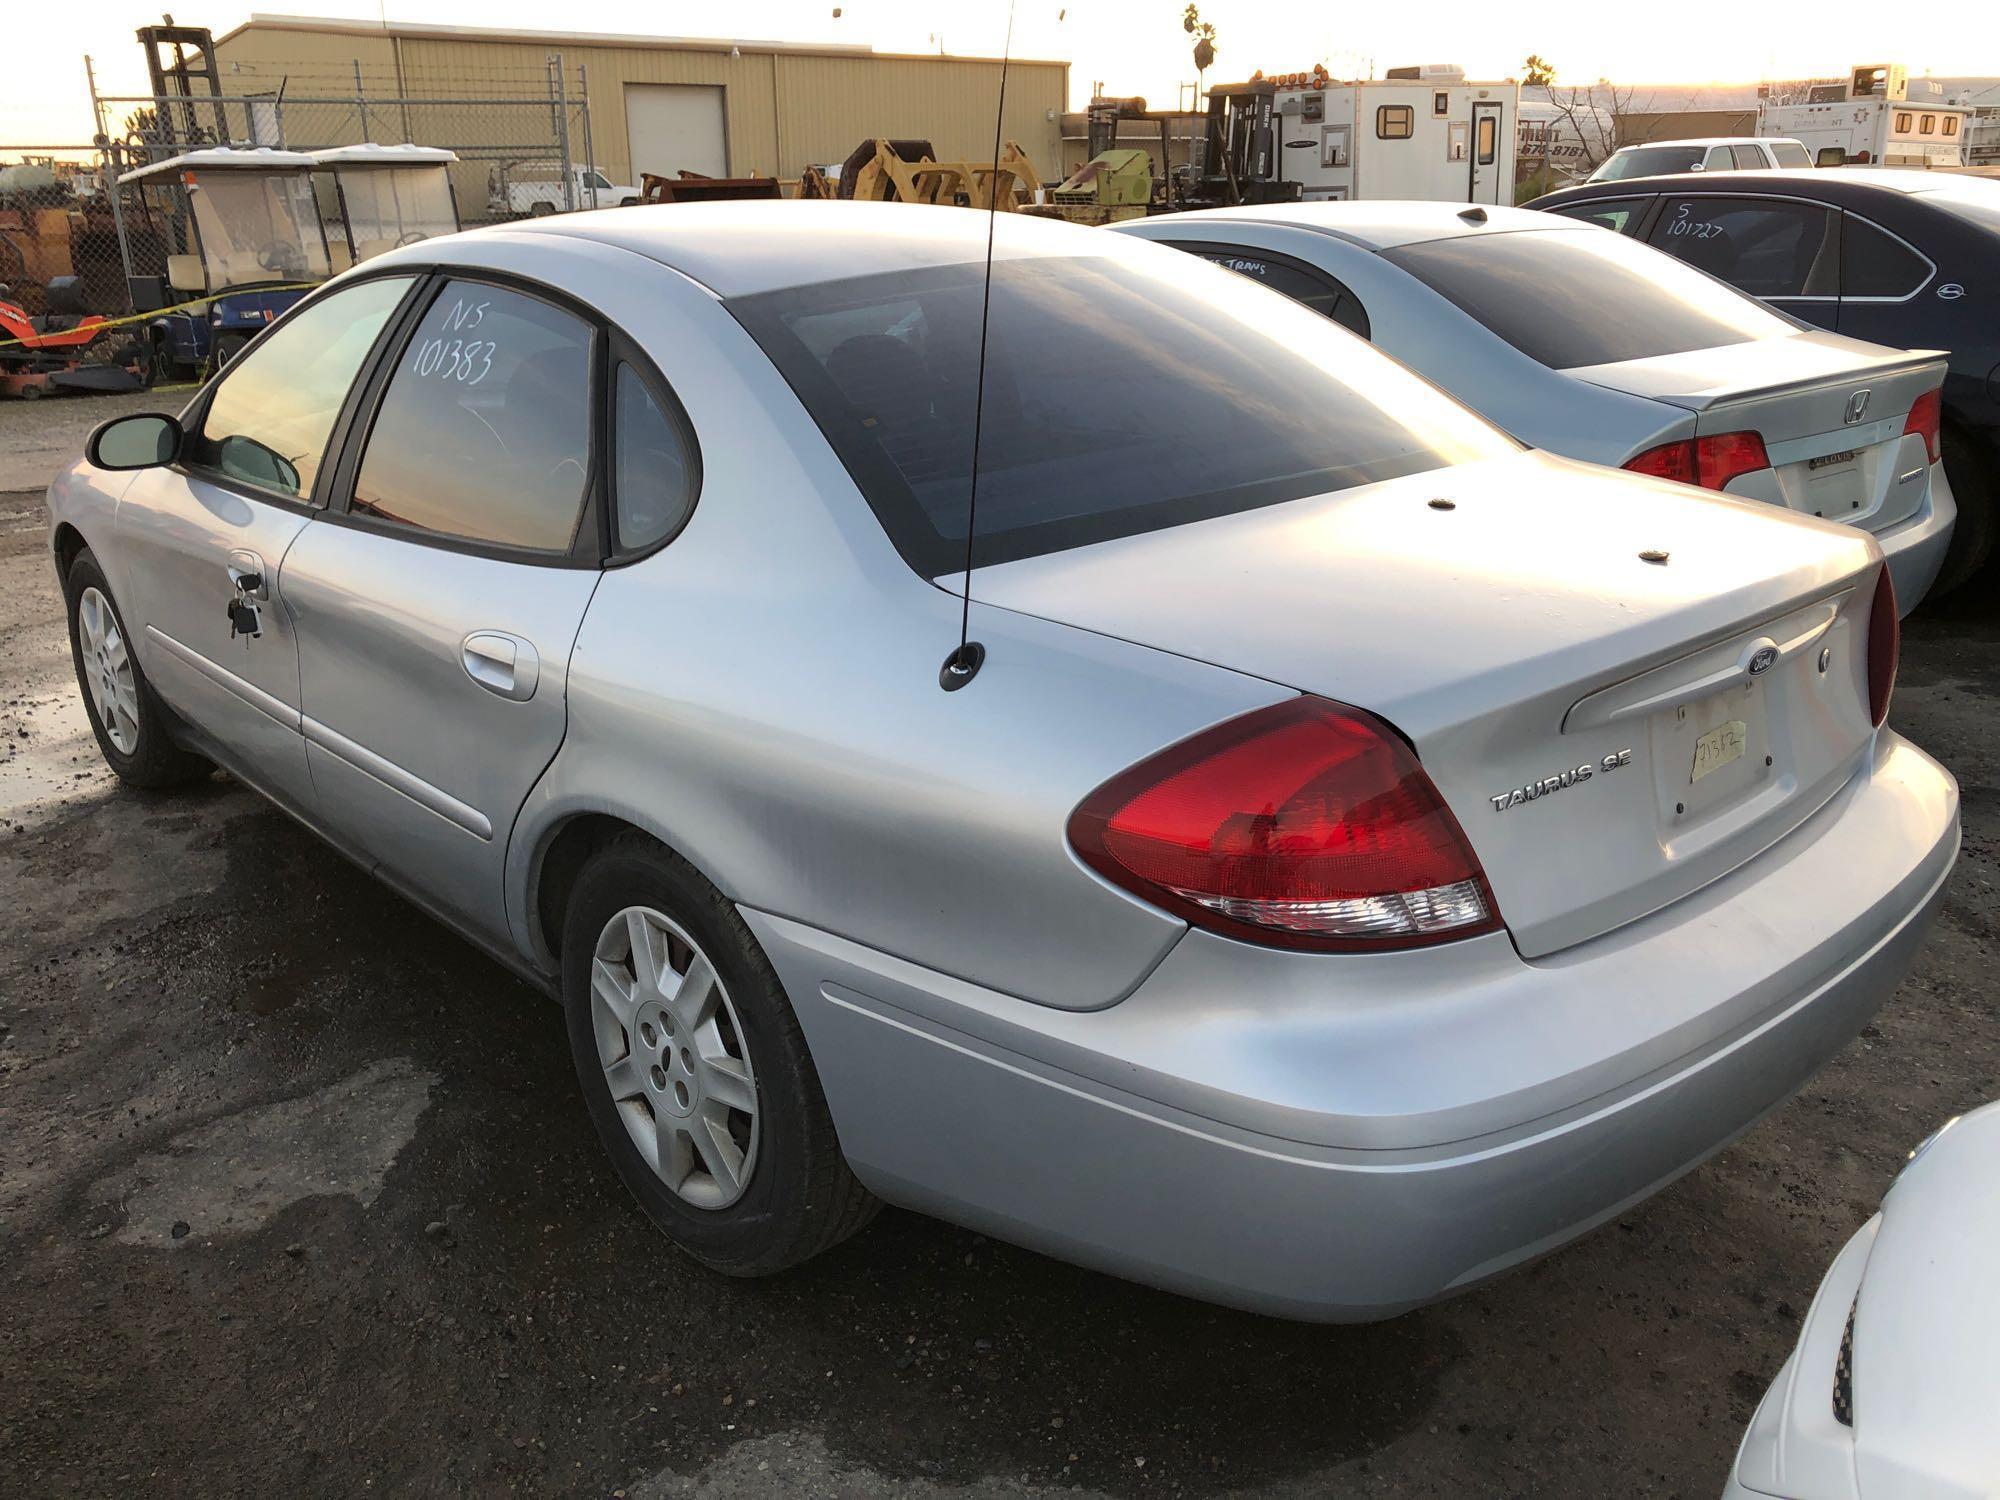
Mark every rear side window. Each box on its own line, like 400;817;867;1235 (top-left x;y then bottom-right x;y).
1175;244;1371;337
1769;140;1813;168
612;363;699;551
1841;216;1930;298
351;281;594;552
1383;226;1796;369
1645;196;1836;298
729;253;1512;575
191;275;414;498
1730;145;1767;169
1552;197;1648;234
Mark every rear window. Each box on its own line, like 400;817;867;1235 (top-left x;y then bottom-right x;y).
1594;145;1703;181
729;254;1512;575
1383;226;1797;369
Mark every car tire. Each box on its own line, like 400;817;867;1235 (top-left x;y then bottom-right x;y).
1931;426;1994;599
560;832;878;1275
63;548;211;790
211;332;250;371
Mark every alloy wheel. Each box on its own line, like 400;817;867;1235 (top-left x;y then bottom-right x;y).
77;586;140;755
591;905;760;1209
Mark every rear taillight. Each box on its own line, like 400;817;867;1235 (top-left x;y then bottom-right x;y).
1623;430;1772;491
1068;698;1501;951
1868;565;1898;727
1902;387;1942;465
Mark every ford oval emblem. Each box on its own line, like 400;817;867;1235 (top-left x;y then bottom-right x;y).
1748;645;1778;676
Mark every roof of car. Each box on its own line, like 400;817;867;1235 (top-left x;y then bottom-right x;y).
470;199;1122;297
1545;166;1970;200
1611;137;1773;150
1119;200;1587;251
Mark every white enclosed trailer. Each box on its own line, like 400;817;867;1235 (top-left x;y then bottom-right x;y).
1266;65;1518;203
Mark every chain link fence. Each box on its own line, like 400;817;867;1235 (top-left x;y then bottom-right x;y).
3;57;593;346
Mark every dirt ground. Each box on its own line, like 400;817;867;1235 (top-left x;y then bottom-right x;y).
1;391;1995;1497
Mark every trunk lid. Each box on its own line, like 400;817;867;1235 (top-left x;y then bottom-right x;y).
973;450;1883;958
1570;331;1947;535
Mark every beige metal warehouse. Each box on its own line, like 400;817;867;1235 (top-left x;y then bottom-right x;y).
206;14;1071;190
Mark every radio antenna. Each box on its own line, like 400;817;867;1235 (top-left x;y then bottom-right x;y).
938;0;1015;692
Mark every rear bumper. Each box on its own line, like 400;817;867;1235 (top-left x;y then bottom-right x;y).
748;734;1957;1321
1875;461;1956;614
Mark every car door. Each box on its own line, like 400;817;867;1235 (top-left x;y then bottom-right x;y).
1165;241;1372;337
1644;193;1840;330
276;275;608;948
110;274;420;813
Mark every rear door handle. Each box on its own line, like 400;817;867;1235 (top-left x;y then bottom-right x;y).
461;631;539;702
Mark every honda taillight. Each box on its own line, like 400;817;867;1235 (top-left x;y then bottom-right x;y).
1868;565;1898;728
1902;387;1942;465
1623;430;1772;491
1068;698;1501;951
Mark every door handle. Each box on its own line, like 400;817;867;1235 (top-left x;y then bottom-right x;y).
461;631;540;702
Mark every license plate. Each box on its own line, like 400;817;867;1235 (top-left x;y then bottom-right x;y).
1808;449;1856;471
1691;719;1748;783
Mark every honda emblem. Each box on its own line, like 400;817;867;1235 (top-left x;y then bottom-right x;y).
1844;389;1871;425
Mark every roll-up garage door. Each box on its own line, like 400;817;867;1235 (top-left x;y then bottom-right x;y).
624;84;728;181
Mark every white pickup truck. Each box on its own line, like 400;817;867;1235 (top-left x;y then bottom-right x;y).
486;162;639;217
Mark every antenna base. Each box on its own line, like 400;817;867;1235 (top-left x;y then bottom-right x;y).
939;641;985;691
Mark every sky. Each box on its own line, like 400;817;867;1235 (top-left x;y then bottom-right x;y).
9;0;1999;148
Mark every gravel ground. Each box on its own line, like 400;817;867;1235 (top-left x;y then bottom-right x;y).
1;429;1995;1495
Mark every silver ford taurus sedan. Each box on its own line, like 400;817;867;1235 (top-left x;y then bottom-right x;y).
1112;203;1957;612
50;202;1958;1320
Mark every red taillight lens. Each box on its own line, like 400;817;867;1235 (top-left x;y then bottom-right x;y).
1902;387;1942;465
1868;565;1899;727
1623;430;1772;491
1068;698;1501;951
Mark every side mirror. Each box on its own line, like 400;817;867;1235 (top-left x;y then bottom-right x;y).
87;412;182;471
1687;162;1706;172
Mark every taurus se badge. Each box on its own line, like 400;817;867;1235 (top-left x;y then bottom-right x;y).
1490;748;1633;813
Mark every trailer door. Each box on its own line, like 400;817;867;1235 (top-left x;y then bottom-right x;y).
1470;100;1503;203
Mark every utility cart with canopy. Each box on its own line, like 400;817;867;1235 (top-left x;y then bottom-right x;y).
309;144;461;270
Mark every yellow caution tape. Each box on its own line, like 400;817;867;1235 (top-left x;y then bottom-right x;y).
0;283;321;355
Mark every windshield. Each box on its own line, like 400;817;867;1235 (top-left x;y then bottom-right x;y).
188;171;330;289
1384;226;1798;369
1593;145;1704;181
730;253;1513;575
332;165;459;261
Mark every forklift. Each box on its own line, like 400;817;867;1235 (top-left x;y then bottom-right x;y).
1185;80;1304;209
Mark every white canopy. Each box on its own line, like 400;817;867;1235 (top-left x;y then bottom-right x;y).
120;146;318;185
308;144;460;167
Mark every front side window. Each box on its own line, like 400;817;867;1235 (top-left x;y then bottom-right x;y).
189;275;414;498
1554;197;1648;234
1593;145;1703;181
1645;196;1836;298
613;363;699;551
1377;105;1414;140
730;253;1510;575
1841;215;1931;298
589;172;613;190
1384;225;1797;369
1769;140;1814;169
1178;245;1372;337
351;281;593;551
